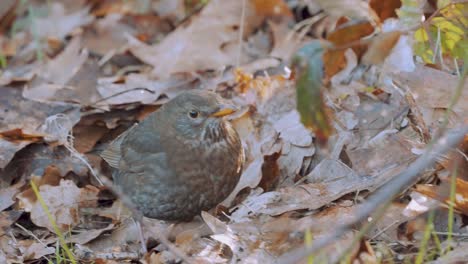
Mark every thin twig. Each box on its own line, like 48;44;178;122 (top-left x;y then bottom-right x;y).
236;0;246;67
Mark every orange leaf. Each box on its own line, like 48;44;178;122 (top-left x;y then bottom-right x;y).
0;128;44;143
252;0;292;17
323;22;374;82
415;178;468;216
362;31;401;65
369;0;402;21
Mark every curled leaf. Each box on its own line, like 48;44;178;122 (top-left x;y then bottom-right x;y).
292;41;334;146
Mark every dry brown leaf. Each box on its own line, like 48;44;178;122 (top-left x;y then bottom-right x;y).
18;179;79;231
2;144;88;191
221;157;263;207
277;144;315;185
443;135;468;180
0;234;23;262
0;129;45;143
415;178;468;216
0;210;22;236
21;241;55;261
96;73;195;105
82;13;135;55
0;62;37;86
0;88;80;168
273;110;313;147
40;37;88;85
252;0;292;18
23;38;90;103
202;212;289;262
369;0;402;21
367;202;412;242
32;3;94;40
361;31;401;65
17;179;95;233
0;182;24;211
314;0;380;24
346;131;415;176
0;35;17;57
65;224;115;244
0;0;17;35
73;124;109;153
324;22;375;83
393;65;468;124
15;166;62;207
269;20;304;61
127;0;265;79
81;219;143;257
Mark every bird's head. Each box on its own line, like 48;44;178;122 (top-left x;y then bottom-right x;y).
161;90;238;141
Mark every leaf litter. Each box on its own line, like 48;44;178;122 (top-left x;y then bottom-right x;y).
0;0;467;263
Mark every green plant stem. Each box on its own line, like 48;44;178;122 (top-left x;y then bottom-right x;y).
415;210;435;264
446;165;458;252
30;181;76;264
305;228;314;264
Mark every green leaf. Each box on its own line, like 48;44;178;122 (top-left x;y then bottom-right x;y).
292;41;333;146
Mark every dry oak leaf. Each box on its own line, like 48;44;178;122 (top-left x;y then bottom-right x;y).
32;3;94;40
17;179;90;233
415;178;468;216
127;0;265;79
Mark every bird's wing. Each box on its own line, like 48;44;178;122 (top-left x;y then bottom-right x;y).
115;115;173;189
100;124;137;168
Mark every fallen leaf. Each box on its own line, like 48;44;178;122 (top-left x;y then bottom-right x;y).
415;177;468;216
0;87;80;168
96;73;195;105
361;31;402;65
0;210;22;236
17;179;81;232
37;37;88;85
0;182;24;211
203;212;286;262
277;144;315;186
127;0;265;79
73;124;109;153
0;62;37;86
369;0;401;21
273;110;313;147
293;41;333;145
323;22;374;83
269;20;303;61
393;65;468;117
380;20;415;73
314;0;380;25
221;157;263;207
65;224;115;244
22;241;55;261
32;3;94;40
252;0;292;18
2;144;88;188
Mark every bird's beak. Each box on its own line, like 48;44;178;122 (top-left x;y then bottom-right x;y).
210;104;238;118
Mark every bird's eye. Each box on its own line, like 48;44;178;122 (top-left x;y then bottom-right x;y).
188;110;199;118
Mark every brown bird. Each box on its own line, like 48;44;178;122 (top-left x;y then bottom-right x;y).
101;90;244;221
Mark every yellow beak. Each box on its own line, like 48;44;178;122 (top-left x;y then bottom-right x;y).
210;105;237;117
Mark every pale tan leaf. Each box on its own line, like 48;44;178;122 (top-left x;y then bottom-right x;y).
33;3;94;40
127;0;265;79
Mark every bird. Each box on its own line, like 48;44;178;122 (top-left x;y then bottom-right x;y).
100;90;244;221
